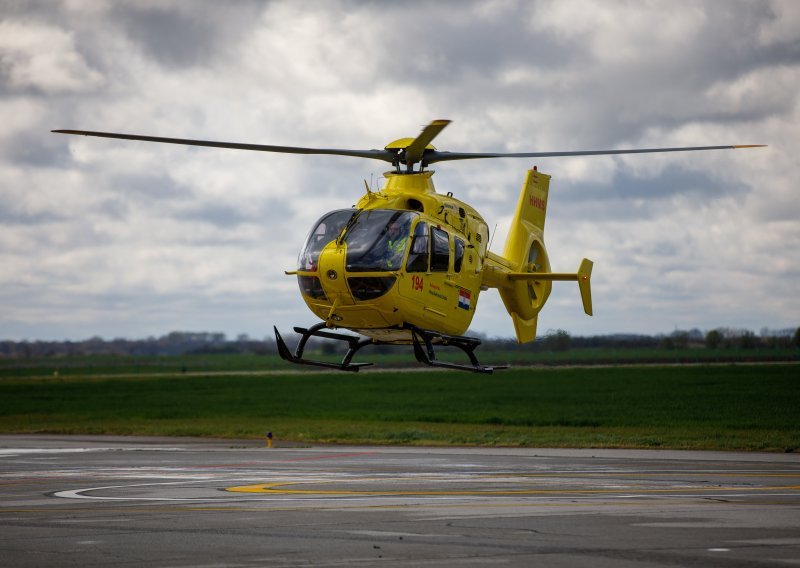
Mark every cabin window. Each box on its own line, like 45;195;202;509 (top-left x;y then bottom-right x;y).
431;227;450;272
454;237;465;273
343;209;417;272
297;275;327;300
406;221;429;273
347;276;397;301
297;209;354;271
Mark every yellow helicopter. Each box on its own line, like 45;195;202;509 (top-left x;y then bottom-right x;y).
53;120;763;373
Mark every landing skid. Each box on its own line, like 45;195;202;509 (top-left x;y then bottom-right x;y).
407;325;507;374
274;323;505;374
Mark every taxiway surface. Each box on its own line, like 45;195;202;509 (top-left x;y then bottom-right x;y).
1;435;799;566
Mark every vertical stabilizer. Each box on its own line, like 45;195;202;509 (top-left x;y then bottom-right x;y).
504;167;549;257
496;168;553;343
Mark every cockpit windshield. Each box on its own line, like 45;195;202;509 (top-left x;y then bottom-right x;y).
343;210;417;272
297;209;355;271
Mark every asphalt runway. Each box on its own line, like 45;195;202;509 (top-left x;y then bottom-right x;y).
1;435;799;567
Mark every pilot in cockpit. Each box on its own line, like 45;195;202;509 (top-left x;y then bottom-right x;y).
384;219;409;269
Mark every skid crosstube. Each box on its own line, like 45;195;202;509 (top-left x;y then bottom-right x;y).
274;323;373;372
275;322;506;374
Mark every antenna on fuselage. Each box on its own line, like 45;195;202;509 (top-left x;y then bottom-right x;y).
488;223;498;252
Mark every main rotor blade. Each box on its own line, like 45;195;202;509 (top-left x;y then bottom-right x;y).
404;119;451;165
425;145;766;163
53;128;766;169
51;130;396;163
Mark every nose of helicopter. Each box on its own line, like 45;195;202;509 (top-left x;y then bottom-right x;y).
316;243;355;316
309;242;400;330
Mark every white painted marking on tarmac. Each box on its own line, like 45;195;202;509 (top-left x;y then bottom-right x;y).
46;466;800;503
348;530;452;538
0;447;184;457
627;492;800;499
55;481;800;504
55;479;237;502
54;487;241;502
708;548;731;552
0;449;111;457
57;519;132;524
54;478;475;503
54;486;475;503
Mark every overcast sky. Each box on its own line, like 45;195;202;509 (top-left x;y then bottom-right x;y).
1;0;798;342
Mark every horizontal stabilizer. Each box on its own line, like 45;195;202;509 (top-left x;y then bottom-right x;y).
505;258;593;316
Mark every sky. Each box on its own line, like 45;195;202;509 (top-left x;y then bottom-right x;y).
1;0;798;342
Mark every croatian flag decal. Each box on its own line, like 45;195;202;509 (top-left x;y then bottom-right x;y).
458;289;471;310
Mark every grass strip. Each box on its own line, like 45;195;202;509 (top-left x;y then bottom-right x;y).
0;364;797;451
1;348;797;377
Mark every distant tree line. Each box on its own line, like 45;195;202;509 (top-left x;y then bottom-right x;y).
0;331;275;359
1;327;797;359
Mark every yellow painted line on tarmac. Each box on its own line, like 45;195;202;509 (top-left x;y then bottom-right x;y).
226;471;800;496
184;499;703;512
499;472;800;479
0;499;707;515
226;480;800;496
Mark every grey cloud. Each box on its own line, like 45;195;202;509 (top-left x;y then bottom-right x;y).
173;198;293;232
375;10;573;81
6;130;74;167
111;171;188;200
0;205;65;226
368;1;797;148
561;165;748;203
110;2;263;68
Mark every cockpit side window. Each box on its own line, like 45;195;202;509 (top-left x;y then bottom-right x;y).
431;227;450;272
454;236;465;273
406;221;429;273
343;209;417;272
298;209;355;271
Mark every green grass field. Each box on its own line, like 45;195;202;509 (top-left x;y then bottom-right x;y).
1;346;796;377
0;361;797;451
